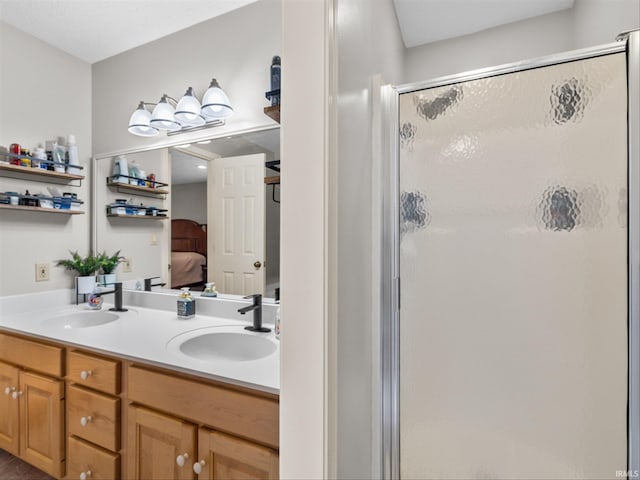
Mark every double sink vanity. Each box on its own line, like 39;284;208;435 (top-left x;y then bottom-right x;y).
0;289;280;479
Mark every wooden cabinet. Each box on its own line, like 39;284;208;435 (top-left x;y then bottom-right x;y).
197;428;279;480
0;331;279;480
126;365;279;480
127;405;196;480
66;349;122;480
0;360;64;477
0;361;19;454
19;370;65;476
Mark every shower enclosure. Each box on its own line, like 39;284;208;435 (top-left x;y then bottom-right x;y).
382;30;639;479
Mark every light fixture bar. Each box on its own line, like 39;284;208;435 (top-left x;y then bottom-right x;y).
166;119;225;136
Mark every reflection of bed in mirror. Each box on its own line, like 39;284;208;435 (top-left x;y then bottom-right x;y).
171;219;207;289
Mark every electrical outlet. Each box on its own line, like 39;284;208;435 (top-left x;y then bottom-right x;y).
36;263;49;282
122;257;132;273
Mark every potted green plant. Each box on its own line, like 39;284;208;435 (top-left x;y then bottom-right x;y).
97;250;124;286
56;251;100;294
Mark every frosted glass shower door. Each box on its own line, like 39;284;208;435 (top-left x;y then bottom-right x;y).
398;53;628;479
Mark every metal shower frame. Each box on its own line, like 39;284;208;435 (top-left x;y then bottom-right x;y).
380;30;640;479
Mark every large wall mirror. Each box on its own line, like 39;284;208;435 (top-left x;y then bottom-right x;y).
92;126;280;299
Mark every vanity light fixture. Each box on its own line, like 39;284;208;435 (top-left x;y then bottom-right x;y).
127;78;233;137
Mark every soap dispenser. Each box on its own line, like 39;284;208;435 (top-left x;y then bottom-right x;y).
202;282;218;297
177;287;196;318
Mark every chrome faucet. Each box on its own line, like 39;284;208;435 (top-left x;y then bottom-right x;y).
238;294;270;332
95;282;127;312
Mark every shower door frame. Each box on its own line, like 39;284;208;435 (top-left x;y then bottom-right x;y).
380;30;640;479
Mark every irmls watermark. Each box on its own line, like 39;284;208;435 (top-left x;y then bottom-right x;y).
616;470;640;478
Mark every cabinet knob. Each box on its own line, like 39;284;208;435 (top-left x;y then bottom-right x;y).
176;453;189;467
80;415;93;427
80;470;92;480
80;370;93;380
4;386;15;395
11;390;23;399
193;460;206;474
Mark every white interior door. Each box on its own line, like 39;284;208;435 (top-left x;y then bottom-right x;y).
208;153;266;295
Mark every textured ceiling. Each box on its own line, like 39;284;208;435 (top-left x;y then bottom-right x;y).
0;0;258;63
393;0;574;48
0;0;576;64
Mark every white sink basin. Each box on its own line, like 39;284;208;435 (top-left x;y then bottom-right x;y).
167;326;277;362
43;311;120;329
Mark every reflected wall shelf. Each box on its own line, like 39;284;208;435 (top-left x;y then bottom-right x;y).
106;177;169;199
106;214;168;220
0;204;84;215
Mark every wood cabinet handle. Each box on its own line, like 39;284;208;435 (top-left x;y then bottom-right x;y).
80;370;92;380
80;470;92;480
176;453;189;467
80;415;93;427
11;390;22;399
193;460;206;474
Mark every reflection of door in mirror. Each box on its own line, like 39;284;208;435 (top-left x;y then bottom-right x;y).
168;129;280;298
209;154;266;296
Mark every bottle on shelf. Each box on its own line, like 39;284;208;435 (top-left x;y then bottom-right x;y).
67;134;81;174
270;55;281;106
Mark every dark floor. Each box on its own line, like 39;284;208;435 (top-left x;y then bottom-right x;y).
0;450;54;480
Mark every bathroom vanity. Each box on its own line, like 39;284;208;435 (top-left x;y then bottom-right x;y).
0;291;279;479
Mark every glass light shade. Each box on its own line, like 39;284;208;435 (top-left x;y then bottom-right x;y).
150;96;180;131
128;103;159;137
175;87;205;127
201;79;233;119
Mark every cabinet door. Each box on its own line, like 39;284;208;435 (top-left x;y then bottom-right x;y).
128;405;196;480
197;428;279;480
0;361;19;455
19;370;64;478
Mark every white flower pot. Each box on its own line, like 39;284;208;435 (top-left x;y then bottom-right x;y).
97;273;117;286
76;275;97;295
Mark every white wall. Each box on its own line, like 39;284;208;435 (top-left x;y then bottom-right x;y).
91;0;281;156
171;182;207;225
405;0;639;83
0;21;92;296
280;0;327;477
334;0;405;478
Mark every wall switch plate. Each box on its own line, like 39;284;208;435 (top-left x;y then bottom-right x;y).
122;257;132;273
36;263;49;282
150;233;157;246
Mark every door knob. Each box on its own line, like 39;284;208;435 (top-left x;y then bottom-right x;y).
253;261;262;269
4;386;15;395
80;470;92;480
12;390;22;399
176;453;189;467
80;370;92;380
80;415;93;427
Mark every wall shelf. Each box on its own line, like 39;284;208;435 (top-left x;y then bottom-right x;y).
0;204;84;215
0;163;85;186
263;105;280;124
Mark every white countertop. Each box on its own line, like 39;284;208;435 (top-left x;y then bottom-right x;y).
0;289;280;395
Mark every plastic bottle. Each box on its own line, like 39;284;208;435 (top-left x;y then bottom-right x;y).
274;305;281;339
177;287;196;318
113;155;128;183
129;160;140;185
67;134;81;174
270;55;281;106
53;142;66;173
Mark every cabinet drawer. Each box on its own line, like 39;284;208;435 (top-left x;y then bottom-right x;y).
128;365;279;448
0;333;63;377
68;435;120;480
67;385;120;451
68;350;121;395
